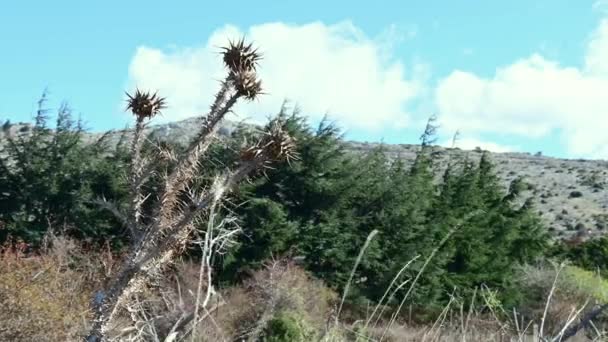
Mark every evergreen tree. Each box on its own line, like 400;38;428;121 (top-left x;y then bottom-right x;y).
219;106;362;284
0;94;128;245
438;153;548;306
374;120;444;305
217;112;549;309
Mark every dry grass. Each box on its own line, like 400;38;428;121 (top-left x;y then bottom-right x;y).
0;235;115;341
107;258;606;341
214;258;337;340
105;258;337;341
1;234;604;341
515;262;608;339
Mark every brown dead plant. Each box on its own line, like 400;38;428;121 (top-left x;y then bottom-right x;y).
85;38;297;341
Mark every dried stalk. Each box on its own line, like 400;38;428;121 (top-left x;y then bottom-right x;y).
336;229;378;323
556;303;608;341
126;90;166;238
540;263;564;337
129;116;147;233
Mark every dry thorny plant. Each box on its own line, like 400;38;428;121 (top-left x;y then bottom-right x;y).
85;38;298;341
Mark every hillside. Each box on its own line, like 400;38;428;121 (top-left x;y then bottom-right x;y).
3;117;608;240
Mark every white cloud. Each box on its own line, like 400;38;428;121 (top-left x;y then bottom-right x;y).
127;17;608;159
585;19;608;76
594;0;608;13
127;21;425;131
435;18;608;158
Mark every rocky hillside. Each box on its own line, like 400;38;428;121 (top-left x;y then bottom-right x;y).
3;117;608;240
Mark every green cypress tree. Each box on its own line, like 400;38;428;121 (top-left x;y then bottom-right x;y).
438;153;548;306
219;106;362;285
0;94;128;245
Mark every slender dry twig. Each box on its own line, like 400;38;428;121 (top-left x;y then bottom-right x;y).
462;286;478;339
190;187;238;342
424;291;456;341
380;209;485;341
335;229;379;324
551;300;589;342
540;262;565;338
557;303;608;341
364;255;420;331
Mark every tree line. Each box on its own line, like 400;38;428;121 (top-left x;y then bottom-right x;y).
1;97;589;311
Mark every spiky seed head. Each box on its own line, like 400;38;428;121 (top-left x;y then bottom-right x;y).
240;119;298;164
229;70;263;101
125;89;167;119
156;141;177;162
221;38;261;73
265;120;298;163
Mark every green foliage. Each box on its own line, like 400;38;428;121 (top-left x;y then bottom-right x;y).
551;236;608;277
561;265;608;302
436;155;549;307
0;93;129;246
223;198;298;278
219;109;549;309
261;311;315;342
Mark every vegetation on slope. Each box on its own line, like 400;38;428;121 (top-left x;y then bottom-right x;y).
1;39;607;340
1;98;552;310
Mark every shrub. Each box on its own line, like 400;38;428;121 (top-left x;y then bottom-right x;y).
0;235;111;341
220;259;336;339
105;258;337;341
516;263;608;335
560;266;608;302
552;236;608;277
261;311;315;342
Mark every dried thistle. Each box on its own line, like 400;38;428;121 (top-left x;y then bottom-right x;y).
125;89;167;119
155;141;178;163
240;119;298;165
221;38;261;73
228;70;263;101
86;39;295;342
263;119;299;163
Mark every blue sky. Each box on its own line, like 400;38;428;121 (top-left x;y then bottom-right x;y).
1;0;608;158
